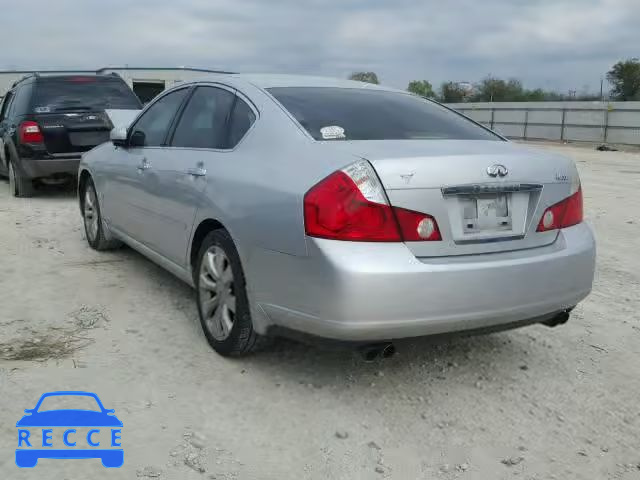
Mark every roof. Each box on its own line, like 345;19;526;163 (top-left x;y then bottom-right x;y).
9;71;124;89
97;66;235;74
0;66;234;75
232;73;396;91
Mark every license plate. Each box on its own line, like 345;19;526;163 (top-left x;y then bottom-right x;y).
461;194;512;233
69;131;109;147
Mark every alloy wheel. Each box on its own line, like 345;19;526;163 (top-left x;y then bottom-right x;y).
199;246;236;341
8;162;16;196
84;186;99;243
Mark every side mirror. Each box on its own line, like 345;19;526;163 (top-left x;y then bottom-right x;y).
110;127;128;147
24;409;33;414
129;130;146;148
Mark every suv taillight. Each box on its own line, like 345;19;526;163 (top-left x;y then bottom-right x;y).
19;121;44;144
537;187;583;232
304;160;441;242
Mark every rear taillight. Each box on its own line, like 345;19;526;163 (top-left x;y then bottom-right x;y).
537;186;583;232
19;121;44;144
304;160;441;242
393;207;442;241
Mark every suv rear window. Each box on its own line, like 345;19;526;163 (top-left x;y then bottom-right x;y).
268;87;499;141
32;76;142;112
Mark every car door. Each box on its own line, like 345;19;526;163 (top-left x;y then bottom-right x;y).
135;85;239;266
102;87;190;243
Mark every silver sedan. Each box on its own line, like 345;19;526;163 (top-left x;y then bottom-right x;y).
78;75;596;356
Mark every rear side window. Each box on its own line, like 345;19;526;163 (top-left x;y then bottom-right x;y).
130;88;189;147
268;87;499;141
32;76;141;112
0;91;14;120
10;84;32;116
171;86;236;149
227;97;256;147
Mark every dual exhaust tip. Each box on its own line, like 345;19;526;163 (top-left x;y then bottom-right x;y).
359;343;396;362
357;309;573;361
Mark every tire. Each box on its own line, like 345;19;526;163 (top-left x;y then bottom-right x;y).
195;229;267;356
81;178;122;251
8;158;34;197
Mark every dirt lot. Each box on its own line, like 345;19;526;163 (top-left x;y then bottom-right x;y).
0;142;639;479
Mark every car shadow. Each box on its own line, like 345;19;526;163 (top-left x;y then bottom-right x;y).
242;329;533;388
33;180;77;198
0;176;76;199
101;228;539;386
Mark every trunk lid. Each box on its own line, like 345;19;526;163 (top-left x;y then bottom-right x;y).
29;75;141;154
35;110;113;154
324;140;578;257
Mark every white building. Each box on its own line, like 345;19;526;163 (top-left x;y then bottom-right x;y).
0;66;233;103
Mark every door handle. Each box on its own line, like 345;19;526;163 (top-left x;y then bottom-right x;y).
186;163;206;177
137;158;151;171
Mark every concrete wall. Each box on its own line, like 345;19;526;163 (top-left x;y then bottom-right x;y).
447;101;640;145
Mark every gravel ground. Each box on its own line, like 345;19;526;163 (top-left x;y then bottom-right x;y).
0;142;639;479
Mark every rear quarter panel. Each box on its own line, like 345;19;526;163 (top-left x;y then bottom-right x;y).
190;82;358;261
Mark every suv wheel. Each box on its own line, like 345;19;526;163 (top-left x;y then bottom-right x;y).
8;159;33;197
195;229;267;356
82;178;122;251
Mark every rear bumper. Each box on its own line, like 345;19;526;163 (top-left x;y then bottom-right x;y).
254;223;596;341
19;157;81;179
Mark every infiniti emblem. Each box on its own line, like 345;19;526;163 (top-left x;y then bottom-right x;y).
487;164;508;177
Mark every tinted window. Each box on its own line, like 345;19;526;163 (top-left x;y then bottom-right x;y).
32;76;141;112
131;88;189;147
171;87;235;149
228;98;256;147
11;84;32;116
268;87;499;141
0;91;14;120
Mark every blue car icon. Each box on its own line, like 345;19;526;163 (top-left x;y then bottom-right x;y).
16;391;123;468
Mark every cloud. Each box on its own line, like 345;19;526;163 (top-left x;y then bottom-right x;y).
1;0;637;93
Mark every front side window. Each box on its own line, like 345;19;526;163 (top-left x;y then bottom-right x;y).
131;88;189;147
268;87;500;141
171;86;236;149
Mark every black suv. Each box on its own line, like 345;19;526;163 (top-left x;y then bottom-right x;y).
0;73;141;197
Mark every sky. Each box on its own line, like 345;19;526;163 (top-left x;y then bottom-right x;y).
0;0;637;94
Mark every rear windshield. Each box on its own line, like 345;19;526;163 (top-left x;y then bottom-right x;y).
32;76;142;112
268;87;499;141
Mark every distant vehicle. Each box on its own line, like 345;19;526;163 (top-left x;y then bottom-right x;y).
78;75;596;357
0;73;141;197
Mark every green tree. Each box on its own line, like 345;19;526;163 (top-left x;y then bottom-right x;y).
470;77;526;102
349;71;379;84
407;80;435;98
439;82;467;103
607;58;640;100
